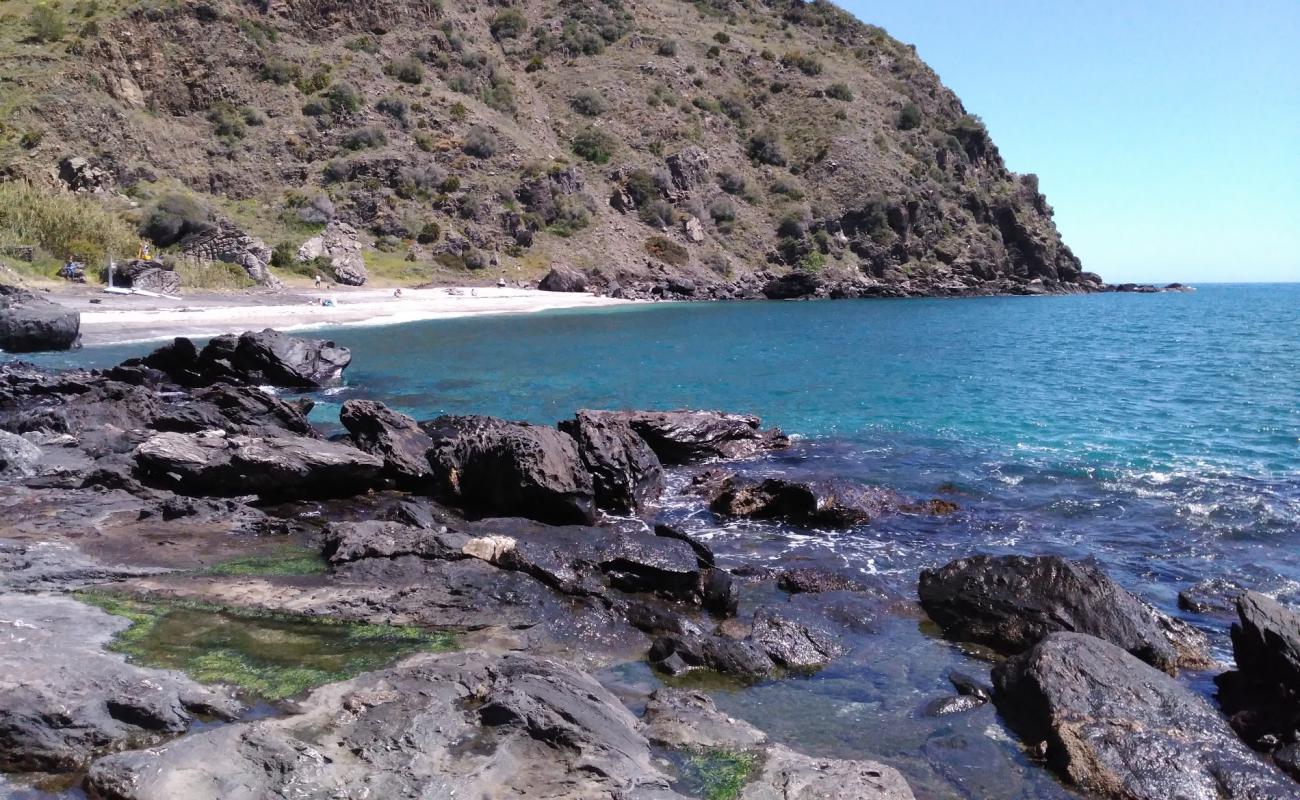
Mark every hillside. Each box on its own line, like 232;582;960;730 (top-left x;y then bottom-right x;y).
0;0;1099;296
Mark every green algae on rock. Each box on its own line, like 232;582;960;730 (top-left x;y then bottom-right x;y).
680;747;758;800
77;593;455;700
200;545;328;577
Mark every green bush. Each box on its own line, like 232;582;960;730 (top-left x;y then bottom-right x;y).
327;82;363;114
781;51;823;75
638;198;676;228
388;57;425;85
572;127;616;164
825;82;853;101
706;45;720;58
296;66;331;95
717;170;747;195
657;39;677;56
270;241;298;270
645;235;689;266
376;95;409;123
525;55;545;72
343;126;387;150
713;31;730;44
27;3;66;43
897;102;922;130
770;176;804;199
490;8;528;40
417;221;441;244
708;196;736;224
0;181;136;265
463;126;497;158
207;104;246;139
623;169;658;207
747;127;787;166
260;58;300;85
345;35;379;54
571;89;607;117
19;130;43;150
140;193;214;247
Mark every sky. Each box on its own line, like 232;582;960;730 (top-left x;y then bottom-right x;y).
842;0;1300;284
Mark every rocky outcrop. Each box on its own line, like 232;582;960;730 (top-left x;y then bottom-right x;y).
538;264;587;292
918;555;1209;673
103;259;181;294
993;632;1297;799
298;220;367;286
596;410;789;465
0;593;239;773
1216;592;1300;768
85;651;690;800
179;218;279;287
707;475;907;527
559;410;664;513
136;329;350;389
763;272;821;299
57;155;115;193
133;430;382;498
0;285;80;352
0;430;42;480
340;399;434;485
423;415;595;524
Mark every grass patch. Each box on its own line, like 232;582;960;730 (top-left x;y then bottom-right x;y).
681;747;757;800
77;592;456;700
201;545;327;577
0;180;137;266
174;259;257;290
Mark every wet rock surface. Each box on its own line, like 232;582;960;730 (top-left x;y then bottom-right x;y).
560;410;665;513
1217;592;1300;765
598;410;790;465
993;632;1298;799
0;285;80;353
707;474;908;527
340;399;434;485
919;555;1209;673
136;329;351;389
0;593;239;773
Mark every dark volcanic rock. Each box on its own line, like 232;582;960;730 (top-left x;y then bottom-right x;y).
648;632;775;679
993;632;1297;799
750;605;846;669
597;410;789;465
0;285;80;353
137;329;350;389
0;593;239;773
133;430;382;498
763;272;820;299
709;475;906;527
1178;577;1247;618
918;555;1209;673
537;264;588;292
85;651;689;799
778;567;869;594
423;415;595;524
340;399;434;485
559;410;664;513
1216;592;1300;757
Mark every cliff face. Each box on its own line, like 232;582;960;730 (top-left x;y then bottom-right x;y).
2;0;1097;295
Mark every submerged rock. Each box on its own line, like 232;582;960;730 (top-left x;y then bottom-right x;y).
708;475;906;527
85;651;687;799
993;632;1297;799
1178;577;1247;618
918;555;1209;673
559;410;664;513
0;285;80;353
423;415;595;524
0;593;239;773
596;410;789;465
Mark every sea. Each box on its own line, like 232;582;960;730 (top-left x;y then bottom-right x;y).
23;282;1300;798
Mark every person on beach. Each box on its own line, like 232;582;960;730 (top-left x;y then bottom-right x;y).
314;274;322;289
393;288;403;298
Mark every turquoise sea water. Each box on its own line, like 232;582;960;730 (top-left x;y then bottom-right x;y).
26;283;1300;797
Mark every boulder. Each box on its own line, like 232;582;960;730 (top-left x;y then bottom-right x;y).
0;593;239;773
340;399;434;485
749;605;845;670
778;567;869;594
594;410;789;465
1216;592;1300;758
423;415;595;524
136;329;350;390
683;215;705;243
133;430;382;498
0;285;80;352
918;555;1209;674
665;146;710;191
0;430;42;481
298;220;367;286
538;264;588;292
559;410;664;513
1178;577;1247;618
649;631;775;679
763;272;820;299
85;651;689;800
708;475;906;527
179;218;280;287
58;155;114;193
103;259;180;294
993;632;1297;799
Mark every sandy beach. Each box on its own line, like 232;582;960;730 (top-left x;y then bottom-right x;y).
50;285;636;346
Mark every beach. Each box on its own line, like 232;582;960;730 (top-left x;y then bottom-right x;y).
49;285;635;345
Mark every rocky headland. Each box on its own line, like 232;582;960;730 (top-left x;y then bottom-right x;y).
0;327;1293;798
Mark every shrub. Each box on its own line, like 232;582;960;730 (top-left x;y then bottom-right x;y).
302;99;329;116
0;181;136;265
327;82;362;114
572;127;615;164
345;35;378;54
441;175;462;193
242;107;267;126
747;127;787;166
261;58;300;85
388;57;425;85
781;51;823;75
376;95;409;123
706;45;720;58
525;55;545;72
713;31;730;44
571;89;607;117
708;196;736;224
207;104;246;139
777;213;805;238
549;195;593;236
490;8;528;40
19;131;43;150
657;39;677;56
417;221;441;244
322;159;352;183
297;195;334;224
396;165;445;198
296;66;331;95
897;102;922;130
645;236;689;266
825;82;853;101
718;169;747;195
343;125;387;150
463;125;497;158
140;194;213;247
449;101;468;121
27;3;66;43
623;169;658;207
638;198;676;228
770;176;804;199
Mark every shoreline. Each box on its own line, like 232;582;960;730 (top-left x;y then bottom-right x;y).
54;286;635;346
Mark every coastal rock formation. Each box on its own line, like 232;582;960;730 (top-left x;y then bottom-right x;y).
0;285;80;352
559;410;664;513
538;264;588;292
1216;592;1300;769
993;632;1298;799
136;329;350;389
103;259;181;294
600;410;790;465
298;221;367;286
340;399;434;485
178;218;279;287
133;430;383;498
85;651;688;800
0;593;239;773
57;155;115;194
707;474;908;527
918;555;1209;673
423;415;595;524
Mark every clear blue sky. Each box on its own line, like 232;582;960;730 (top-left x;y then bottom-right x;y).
843;1;1300;284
